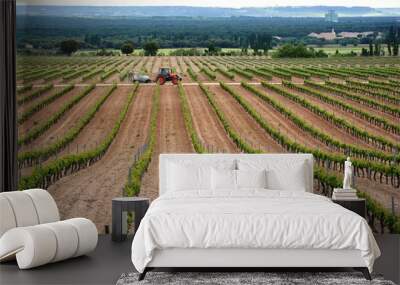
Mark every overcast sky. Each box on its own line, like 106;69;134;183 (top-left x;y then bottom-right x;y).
17;0;400;8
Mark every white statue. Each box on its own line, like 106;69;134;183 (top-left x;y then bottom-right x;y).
343;157;353;190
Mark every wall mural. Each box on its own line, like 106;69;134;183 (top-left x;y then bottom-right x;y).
16;3;400;234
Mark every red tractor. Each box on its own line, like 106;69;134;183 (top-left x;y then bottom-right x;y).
156;67;182;85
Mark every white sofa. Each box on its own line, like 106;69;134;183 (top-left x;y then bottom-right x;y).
0;189;98;269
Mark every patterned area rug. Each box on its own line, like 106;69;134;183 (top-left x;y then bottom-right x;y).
116;271;395;285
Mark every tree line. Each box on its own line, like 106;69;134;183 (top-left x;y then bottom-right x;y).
38;20;400;58
360;25;400;57
17;15;398;51
386;26;400;56
59;33;274;56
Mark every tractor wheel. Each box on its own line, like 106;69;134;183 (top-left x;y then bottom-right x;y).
172;77;178;85
158;77;166;85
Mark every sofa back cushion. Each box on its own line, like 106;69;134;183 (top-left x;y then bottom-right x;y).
0;189;60;238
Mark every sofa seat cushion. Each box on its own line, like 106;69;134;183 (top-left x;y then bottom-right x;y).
0;218;97;269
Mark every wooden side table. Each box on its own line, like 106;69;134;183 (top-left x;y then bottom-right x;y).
112;197;150;242
332;198;366;219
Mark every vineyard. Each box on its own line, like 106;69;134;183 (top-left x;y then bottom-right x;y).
17;55;400;233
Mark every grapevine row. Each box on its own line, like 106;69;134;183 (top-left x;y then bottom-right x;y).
199;83;259;153
245;68;272;80
18;85;74;124
259;67;291;80
229;67;253;79
18;85;96;146
313;168;400;234
270;81;400;152
215;68;235;80
101;69;118;81
187;68;198;81
199;78;400;233
124;85;160;196
344;80;400;102
63;67;92;81
241;82;396;164
24;67;67;82
18;85;116;167
329;80;400;104
275;67;311;79
369;79;400;92
82;69;103;81
19;83;139;190
292;81;400;137
311;81;400;117
201;67;217;80
17;84;33;95
223;82;400;188
178;83;206;153
17;84;53;105
292;67;329;79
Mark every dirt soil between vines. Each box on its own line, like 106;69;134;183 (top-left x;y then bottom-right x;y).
185;85;238;152
209;85;285;153
48;85;154;233
139;85;194;201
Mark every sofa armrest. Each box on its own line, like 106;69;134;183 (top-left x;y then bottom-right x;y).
0;225;57;269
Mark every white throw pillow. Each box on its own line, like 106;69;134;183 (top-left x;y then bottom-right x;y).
236;169;268;189
238;159;308;191
212;168;237;190
168;163;212;191
266;163;307;191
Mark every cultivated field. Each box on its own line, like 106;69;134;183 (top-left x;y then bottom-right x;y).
16;55;400;233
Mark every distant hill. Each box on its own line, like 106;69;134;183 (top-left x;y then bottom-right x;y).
16;5;400;18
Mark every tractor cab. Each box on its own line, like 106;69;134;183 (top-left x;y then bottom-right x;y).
159;68;171;77
156;67;182;85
